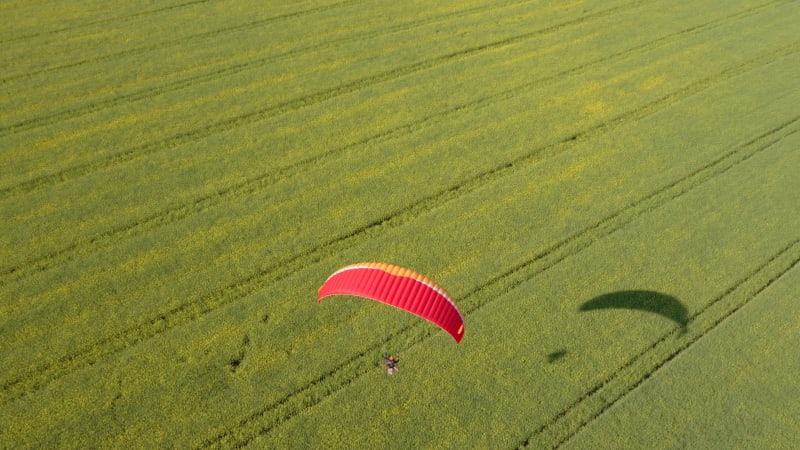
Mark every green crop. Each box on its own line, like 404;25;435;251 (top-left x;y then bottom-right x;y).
2;0;799;448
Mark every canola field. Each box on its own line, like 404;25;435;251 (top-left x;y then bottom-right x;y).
2;0;799;448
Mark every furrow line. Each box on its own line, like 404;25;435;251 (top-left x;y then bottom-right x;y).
520;237;800;449
0;98;467;285
0;4;777;285
0;0;651;200
0;0;216;45
197;322;419;449
1;44;792;407
462;120;800;313
194;91;800;448
0;0;365;78
209;238;800;449
570;40;800;143
0;0;538;136
547;0;785;77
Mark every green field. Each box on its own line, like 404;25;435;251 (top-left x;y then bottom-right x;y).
2;0;799;448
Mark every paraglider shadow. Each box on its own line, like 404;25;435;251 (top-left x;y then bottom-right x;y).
547;349;567;363
544;291;687;363
579;290;688;334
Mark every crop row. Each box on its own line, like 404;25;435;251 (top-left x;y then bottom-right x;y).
3;27;795;411
199;109;800;448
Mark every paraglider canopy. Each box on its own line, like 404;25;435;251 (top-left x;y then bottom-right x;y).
317;262;465;343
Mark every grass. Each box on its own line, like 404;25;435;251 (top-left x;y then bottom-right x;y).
1;0;799;448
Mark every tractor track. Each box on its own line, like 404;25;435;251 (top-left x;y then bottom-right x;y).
0;0;366;59
0;1;784;287
520;236;800;449
0;0;217;45
0;0;654;197
197;106;800;450
1;37;797;407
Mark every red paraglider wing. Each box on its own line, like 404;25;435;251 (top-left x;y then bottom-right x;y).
317;262;464;343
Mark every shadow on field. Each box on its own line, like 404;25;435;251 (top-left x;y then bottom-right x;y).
579;290;688;334
547;349;568;363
